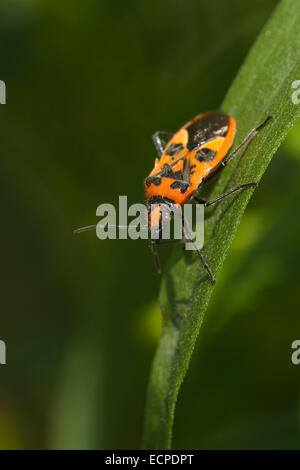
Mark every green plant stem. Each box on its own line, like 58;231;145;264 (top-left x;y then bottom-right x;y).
143;0;300;450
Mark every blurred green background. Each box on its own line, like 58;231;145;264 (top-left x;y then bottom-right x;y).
0;0;299;450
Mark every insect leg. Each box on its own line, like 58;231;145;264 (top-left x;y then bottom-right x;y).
183;215;216;283
194;182;257;207
152;131;174;157
221;115;273;167
151;241;161;274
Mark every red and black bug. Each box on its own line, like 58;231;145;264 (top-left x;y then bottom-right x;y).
74;112;272;283
144;112;272;282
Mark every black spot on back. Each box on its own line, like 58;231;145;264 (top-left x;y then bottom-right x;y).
186;111;229;151
165;143;184;156
196;147;217;162
155;163;185;181
161;164;174;178
170;181;189;194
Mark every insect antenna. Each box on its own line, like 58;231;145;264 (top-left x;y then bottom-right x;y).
73;224;148;234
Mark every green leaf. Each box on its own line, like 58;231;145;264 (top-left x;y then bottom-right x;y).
143;0;300;450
